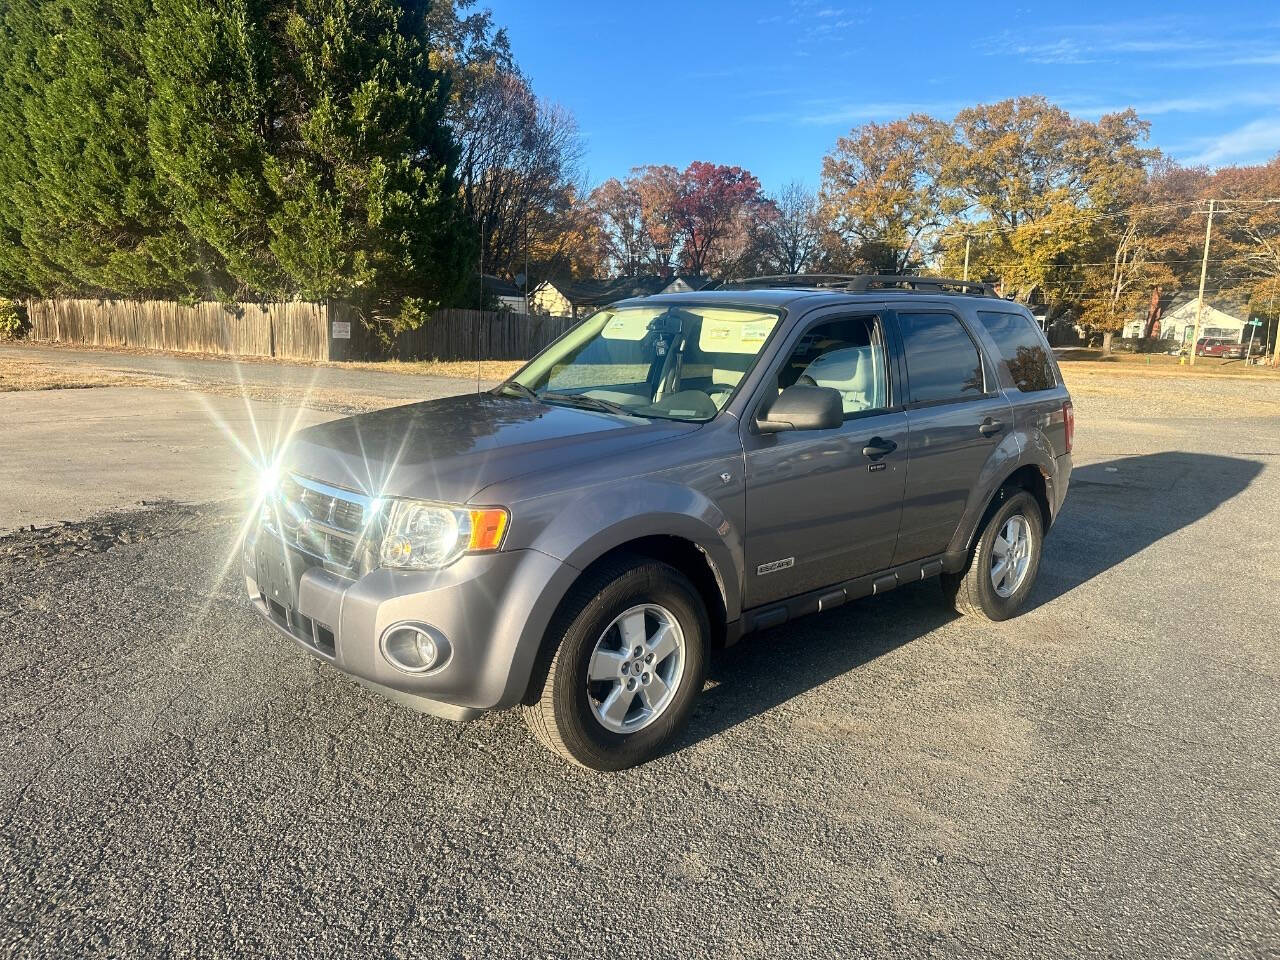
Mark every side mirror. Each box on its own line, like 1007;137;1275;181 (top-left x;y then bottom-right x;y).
756;384;843;434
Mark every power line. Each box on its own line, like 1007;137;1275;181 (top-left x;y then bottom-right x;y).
941;197;1280;240
942;199;1204;239
966;256;1249;270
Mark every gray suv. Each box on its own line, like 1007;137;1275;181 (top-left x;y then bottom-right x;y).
244;275;1073;769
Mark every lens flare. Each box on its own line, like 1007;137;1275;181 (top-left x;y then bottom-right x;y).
258;461;283;503
186;354;328;632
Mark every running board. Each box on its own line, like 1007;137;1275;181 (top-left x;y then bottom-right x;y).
736;554;949;637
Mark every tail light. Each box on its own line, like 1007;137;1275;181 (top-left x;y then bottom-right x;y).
1062;399;1075;454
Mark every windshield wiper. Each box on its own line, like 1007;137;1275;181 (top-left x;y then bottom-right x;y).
497;380;538;401
539;391;638;418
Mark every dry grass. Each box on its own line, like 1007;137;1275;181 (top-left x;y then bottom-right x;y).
1060;365;1280;419
343;358;524;380
1056;350;1280;379
0;356;160;392
1055;350;1280;418
0;355;396;413
17;339;524;381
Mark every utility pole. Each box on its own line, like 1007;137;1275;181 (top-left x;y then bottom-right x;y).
1269;287;1278;367
963;236;971;282
476;218;484;393
1187;198;1215;366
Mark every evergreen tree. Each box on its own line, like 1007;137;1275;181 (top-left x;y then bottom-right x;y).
1;0;205;298
0;0;474;328
143;0;281;298
144;0;474;327
0;0;56;296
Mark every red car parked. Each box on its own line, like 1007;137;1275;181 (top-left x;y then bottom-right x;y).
1195;337;1245;358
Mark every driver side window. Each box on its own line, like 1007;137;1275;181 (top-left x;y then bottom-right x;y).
777;316;889;416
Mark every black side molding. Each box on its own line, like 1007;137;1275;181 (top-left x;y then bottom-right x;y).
738;553;949;635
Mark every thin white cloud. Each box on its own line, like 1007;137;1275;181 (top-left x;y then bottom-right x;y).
1182;115;1280;166
1065;89;1280;118
982;15;1280;68
741;100;965;126
1226;52;1280;65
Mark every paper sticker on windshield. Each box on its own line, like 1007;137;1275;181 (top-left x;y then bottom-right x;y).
601;311;657;341
698;314;778;354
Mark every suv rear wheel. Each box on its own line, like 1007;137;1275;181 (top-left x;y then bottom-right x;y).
942;489;1043;621
522;556;708;770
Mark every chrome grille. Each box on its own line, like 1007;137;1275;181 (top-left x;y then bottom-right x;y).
285;480;365;532
266;474;377;573
331;498;365;532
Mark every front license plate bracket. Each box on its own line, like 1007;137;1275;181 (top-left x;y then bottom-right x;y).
255;534;305;613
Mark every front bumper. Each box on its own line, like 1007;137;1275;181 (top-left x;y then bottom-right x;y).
242;526;579;719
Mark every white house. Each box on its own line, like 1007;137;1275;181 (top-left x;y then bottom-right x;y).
1158;298;1247;345
481;275;526;313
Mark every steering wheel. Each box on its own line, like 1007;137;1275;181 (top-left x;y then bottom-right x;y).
650;389;719;419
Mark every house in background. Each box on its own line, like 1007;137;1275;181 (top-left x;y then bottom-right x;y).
530;276;673;318
1157;298;1248;346
482;275;527;313
660;275;717;295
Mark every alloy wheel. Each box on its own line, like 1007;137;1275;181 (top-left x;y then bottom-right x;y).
990;514;1033;598
585;604;686;734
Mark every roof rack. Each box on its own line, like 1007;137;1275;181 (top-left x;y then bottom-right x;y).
725;273;1002;298
724;273;864;289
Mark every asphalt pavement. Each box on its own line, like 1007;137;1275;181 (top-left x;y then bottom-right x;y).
2;383;1278;957
0;388;337;532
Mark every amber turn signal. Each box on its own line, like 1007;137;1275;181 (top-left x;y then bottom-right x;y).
467;508;509;552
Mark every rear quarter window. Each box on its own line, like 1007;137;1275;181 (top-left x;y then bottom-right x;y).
978;311;1057;392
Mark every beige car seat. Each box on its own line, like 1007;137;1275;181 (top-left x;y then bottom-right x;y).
800;345;884;413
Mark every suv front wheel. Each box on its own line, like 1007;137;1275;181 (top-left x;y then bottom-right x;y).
522;556;708;770
942;489;1044;621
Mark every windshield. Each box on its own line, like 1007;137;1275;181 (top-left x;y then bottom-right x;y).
504;304;782;421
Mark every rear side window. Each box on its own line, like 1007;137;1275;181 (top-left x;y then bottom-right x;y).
898;312;985;405
978;311;1056;392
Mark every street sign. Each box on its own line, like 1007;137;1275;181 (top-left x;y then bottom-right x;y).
1246;319;1262;326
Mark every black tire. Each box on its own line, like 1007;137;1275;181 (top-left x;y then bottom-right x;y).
941;489;1043;622
521;555;708;771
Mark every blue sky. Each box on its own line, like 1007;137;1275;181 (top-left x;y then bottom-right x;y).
483;1;1280;192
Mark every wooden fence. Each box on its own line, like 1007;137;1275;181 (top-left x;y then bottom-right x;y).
28;298;331;361
390;309;576;362
27;298;578;363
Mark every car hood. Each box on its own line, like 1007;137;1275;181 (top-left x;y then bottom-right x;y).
284;392;701;504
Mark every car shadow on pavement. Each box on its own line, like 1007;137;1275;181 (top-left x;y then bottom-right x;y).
678;582;954;752
1024;451;1263;613
674;451;1262;752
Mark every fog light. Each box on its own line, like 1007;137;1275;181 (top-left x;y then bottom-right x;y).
380;623;450;674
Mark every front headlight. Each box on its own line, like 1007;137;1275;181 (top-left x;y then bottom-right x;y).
380;501;509;570
257;461;284;503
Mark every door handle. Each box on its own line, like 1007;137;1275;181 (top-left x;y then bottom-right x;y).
862;437;897;459
979;418;1005;437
